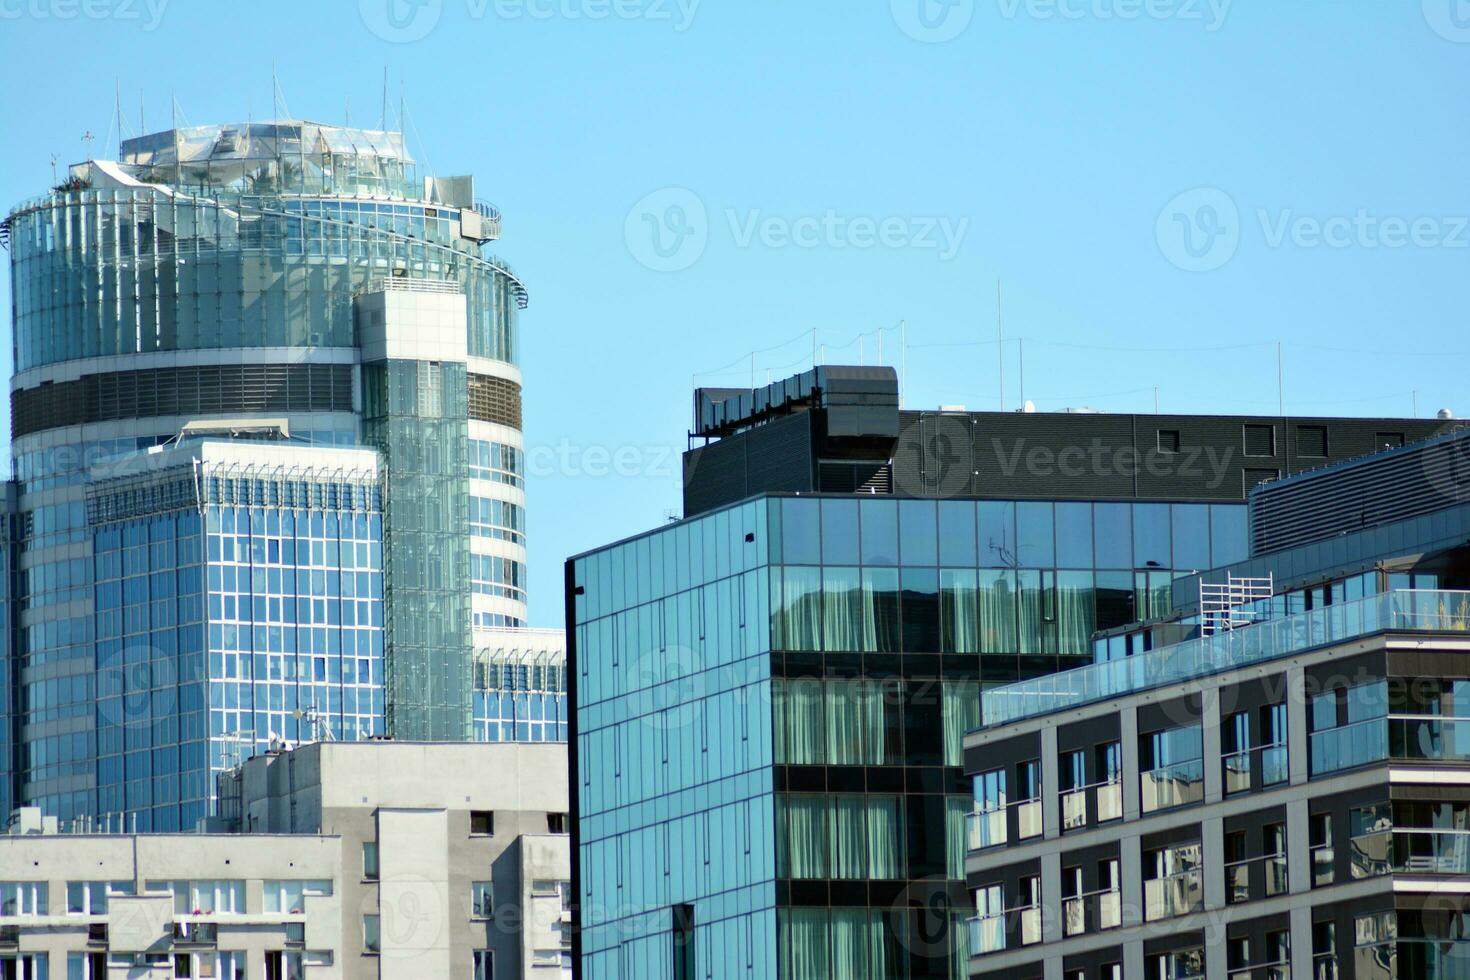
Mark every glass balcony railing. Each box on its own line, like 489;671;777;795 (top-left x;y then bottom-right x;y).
982;591;1470;728
1063;889;1120;937
1145;870;1203;921
1261;744;1289;785
1141;759;1204;813
967;915;1004;955
1313;954;1339;980
1310;717;1389;775
966;798;1042;852
1061;787;1087;832
1350;828;1470;876
1223;749;1252;795
966;907;1040;957
968;808;1006;850
1225;853;1288;904
1059;778;1124;832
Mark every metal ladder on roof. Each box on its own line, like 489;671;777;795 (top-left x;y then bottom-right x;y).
1200;573;1275;636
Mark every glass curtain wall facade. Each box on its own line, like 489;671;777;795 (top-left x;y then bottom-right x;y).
363;359;473;741
3;119;530;823
571;493;1244;980
83;454;384;830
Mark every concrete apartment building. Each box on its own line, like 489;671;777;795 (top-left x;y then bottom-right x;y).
963;427;1470;980
0;741;571;979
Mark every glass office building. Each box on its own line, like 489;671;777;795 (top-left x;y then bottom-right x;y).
570;493;1244;979
2;117;534;825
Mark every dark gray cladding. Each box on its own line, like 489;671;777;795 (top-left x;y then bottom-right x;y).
682;365;1454;517
1249;424;1470;555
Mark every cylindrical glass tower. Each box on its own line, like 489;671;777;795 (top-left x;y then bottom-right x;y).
3;121;530;824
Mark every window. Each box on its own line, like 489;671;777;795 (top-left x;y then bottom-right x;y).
1244;424;1276;457
470;810;495;835
1141;725;1203;812
547;812;568;834
1260;702;1288;785
265;951;305;980
1223;711;1251;795
1147;947;1204;980
0;881;47;916
1015;760;1042;840
972;768;1007;849
363;914;381;953
1157;429;1181;454
66;881;131;915
1297;425;1328;457
1376;432;1405;450
473;950;493;980
471;881;494;918
362;842;379;880
1144;842;1203;921
67;952;110;979
1095;741;1122;822
1311;813;1334;887
1060;749;1087;831
673;903;696;980
263;880;330;914
1264;822;1288;896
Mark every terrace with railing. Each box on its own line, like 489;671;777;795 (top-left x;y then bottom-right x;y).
982;590;1470;728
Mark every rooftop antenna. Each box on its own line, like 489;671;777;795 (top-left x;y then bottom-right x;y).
139;92;144;138
272;60;279;122
1276;341;1285;416
50;154;58;186
114;78;124;155
381;66;389;130
900;320;907;408
996;280;1005;411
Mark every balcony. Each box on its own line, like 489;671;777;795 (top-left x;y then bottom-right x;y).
1144;870;1203;921
966;906;1041;957
968;915;1004;956
1062;888;1120;937
983;590;1470;727
1222;743;1291;795
1351;828;1470;876
1059;778;1123;832
1141;759;1204;813
1225;852;1288;904
172;921;218;945
967;797;1042;852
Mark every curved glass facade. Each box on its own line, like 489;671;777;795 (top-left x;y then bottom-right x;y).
8;189;523;371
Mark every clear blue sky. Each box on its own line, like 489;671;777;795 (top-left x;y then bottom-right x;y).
2;1;1467;625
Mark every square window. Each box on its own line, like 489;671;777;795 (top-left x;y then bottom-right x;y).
470;810;494;836
1157;429;1181;454
1296;425;1328;457
1244;424;1276;457
547;812;567;835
